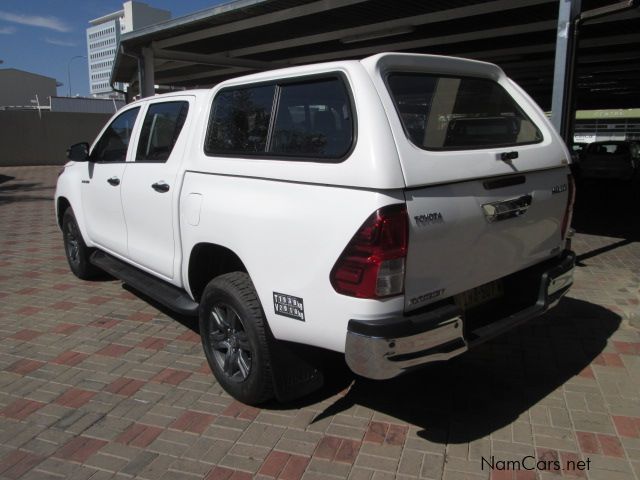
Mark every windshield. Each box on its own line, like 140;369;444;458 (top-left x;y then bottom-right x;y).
387;73;542;150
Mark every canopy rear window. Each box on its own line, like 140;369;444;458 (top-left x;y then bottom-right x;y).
204;75;354;162
386;73;542;151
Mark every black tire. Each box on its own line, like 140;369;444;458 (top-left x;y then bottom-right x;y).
62;208;100;280
199;272;274;405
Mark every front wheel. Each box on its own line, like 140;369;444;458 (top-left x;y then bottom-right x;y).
199;272;274;405
62;209;100;280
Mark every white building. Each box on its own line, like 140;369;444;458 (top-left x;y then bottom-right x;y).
87;1;170;98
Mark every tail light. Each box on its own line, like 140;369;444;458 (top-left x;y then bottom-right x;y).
330;204;408;299
561;173;575;240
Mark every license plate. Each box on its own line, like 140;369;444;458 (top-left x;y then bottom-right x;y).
454;280;504;310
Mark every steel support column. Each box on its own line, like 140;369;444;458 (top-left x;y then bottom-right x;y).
140;47;155;98
550;0;581;144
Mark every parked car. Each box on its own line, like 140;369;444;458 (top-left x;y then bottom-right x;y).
570;142;588;163
55;52;575;404
580;141;638;181
569;142;588;177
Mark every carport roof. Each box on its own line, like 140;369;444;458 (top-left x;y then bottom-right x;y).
112;0;640;110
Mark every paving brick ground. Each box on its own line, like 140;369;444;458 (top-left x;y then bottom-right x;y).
0;166;639;480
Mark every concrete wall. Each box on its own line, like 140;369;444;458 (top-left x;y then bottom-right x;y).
0;110;111;166
51;96;125;114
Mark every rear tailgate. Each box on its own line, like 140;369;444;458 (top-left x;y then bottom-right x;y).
403;168;570;311
361;53;572;312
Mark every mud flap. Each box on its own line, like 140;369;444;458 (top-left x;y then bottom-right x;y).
268;339;324;403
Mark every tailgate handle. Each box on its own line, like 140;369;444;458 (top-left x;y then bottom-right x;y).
500;151;519;161
482;194;532;223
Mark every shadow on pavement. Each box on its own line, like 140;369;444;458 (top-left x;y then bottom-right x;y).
0;195;53;205
302;297;619;443
123;281;619;444
0;179;54;205
576;238;632;265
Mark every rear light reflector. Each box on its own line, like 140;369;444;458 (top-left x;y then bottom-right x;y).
561;173;575;240
330;204;408;299
375;258;405;297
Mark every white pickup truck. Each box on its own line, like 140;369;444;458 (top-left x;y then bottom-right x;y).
55;53;575;404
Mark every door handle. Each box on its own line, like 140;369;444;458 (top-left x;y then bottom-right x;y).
152;181;170;193
107;176;120;186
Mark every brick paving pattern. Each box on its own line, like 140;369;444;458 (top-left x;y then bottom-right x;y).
0;166;638;480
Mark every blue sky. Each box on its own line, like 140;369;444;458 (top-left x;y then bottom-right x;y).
0;1;225;97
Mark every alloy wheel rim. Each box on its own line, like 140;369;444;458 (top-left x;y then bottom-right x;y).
65;223;80;264
208;303;252;382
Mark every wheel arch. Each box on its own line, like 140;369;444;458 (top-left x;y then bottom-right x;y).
56;196;71;228
55;194;94;248
187;242;248;302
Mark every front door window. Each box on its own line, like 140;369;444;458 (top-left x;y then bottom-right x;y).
91;107;140;162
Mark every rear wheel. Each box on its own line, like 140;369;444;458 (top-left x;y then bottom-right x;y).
199;272;274;405
62;209;100;280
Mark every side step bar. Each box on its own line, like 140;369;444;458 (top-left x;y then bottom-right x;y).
90;251;199;316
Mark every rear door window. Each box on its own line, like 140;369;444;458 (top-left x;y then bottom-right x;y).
387;73;542;150
136;101;189;162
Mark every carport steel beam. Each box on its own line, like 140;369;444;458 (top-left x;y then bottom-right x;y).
550;0;581;144
141;47;155;98
550;0;639;143
136;45;282;97
152;47;281;70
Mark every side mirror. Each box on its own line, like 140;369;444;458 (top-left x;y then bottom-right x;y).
67;142;90;162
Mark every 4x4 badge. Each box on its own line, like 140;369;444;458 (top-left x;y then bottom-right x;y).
552;184;567;194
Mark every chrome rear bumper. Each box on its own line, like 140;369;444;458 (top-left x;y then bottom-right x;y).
345;250;575;380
